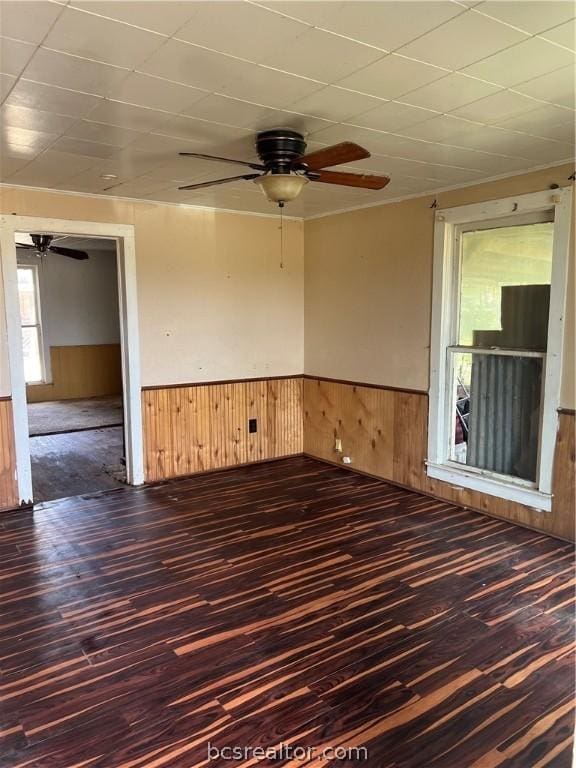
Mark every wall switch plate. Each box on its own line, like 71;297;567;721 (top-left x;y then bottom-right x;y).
248;418;257;433
335;438;343;452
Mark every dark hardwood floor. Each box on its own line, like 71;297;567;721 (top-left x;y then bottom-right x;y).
0;456;573;767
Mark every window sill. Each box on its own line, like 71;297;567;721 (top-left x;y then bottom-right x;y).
426;462;552;512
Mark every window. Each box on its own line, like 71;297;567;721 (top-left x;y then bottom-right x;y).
428;189;572;512
17;265;45;384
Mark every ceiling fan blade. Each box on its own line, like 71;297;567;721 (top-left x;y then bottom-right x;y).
15;242;36;249
179;173;262;191
48;245;89;260
310;169;390;190
179;151;264;171
297;142;370;171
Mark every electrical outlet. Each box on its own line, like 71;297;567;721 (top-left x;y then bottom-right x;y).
335;438;343;453
248;418;257;433
342;456;352;464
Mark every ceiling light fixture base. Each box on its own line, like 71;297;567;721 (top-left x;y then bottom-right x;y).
254;173;309;205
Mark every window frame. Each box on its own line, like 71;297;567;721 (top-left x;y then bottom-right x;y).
17;263;46;385
427;187;572;512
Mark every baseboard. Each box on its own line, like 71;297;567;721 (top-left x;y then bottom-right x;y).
0;499;34;515
303;452;573;544
29;422;123;438
143;453;305;488
3;450;570;543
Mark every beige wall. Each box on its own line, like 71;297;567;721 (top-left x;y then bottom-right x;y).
0;186;304;394
17;248;121;347
304;164;575;409
1;165;573;406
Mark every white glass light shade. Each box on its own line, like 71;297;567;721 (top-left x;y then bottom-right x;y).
254;173;309;203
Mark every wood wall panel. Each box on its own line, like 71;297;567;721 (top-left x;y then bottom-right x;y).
303;379;395;478
142;377;303;482
26;344;122;403
550;412;575;534
303;377;575;541
267;377;305;458
392;391;427;490
0;399;18;511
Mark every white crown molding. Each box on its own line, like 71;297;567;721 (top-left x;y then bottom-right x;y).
304;159;576;221
1;158;574;223
0;183;304;222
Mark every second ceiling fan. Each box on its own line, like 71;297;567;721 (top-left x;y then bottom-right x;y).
178;130;390;207
15;235;89;260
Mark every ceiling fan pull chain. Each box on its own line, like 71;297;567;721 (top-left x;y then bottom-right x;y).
279;203;284;270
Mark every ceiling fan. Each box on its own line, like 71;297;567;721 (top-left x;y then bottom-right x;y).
178;129;390;207
15;234;89;260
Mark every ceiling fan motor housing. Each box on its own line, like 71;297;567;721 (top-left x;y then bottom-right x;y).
177;134;389;197
31;234;53;253
256;130;307;173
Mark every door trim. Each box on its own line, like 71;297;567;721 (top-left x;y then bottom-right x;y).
0;215;144;503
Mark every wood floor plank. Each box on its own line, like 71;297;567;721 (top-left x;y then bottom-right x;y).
0;456;573;767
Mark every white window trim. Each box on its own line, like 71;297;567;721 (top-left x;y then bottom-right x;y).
17;263;46;384
16;252;53;384
427;187;572;513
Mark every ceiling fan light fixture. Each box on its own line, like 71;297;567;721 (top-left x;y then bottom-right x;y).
177;131;389;199
254;173;309;204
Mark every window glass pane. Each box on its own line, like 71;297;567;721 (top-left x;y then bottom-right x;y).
17;267;37;325
21;326;42;383
451;351;543;482
459;222;553;350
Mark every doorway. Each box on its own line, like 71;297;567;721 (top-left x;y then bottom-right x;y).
0;216;143;506
17;233;126;501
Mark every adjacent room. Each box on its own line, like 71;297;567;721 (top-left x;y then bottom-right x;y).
16;232;125;501
0;1;574;766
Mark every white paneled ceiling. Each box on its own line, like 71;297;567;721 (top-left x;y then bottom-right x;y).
0;0;574;218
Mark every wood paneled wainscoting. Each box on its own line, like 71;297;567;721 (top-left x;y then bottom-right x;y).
26;344;122;403
0;397;18;511
303;377;576;541
142;376;303;482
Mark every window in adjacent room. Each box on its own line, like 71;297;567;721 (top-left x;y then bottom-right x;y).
17;264;45;384
427;189;571;512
